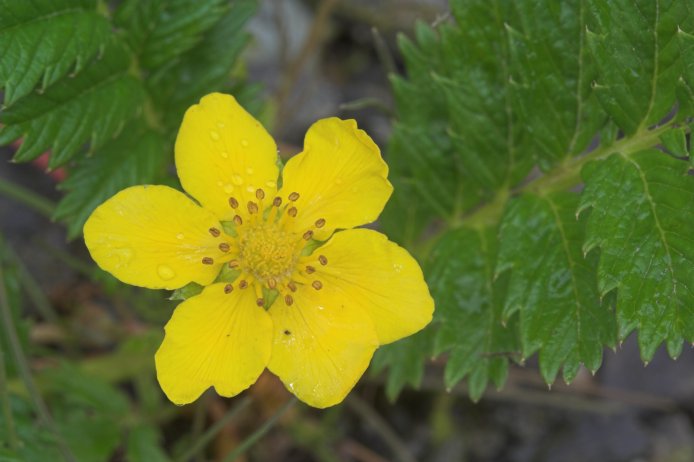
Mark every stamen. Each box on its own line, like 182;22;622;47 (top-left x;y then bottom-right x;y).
303;230;313;240
284;329;291;335
315;218;326;228
287;281;297;292
287;207;297;217
273;197;282;207
318;255;328;265
256;298;265;307
312;280;323;290
219;242;230;252
239;280;248;289
285;294;294;306
247;201;259;214
256;189;265;200
268;278;277;289
288;192;300;201
209;227;221;237
233;215;243;226
305;265;315;274
229;197;239;209
228;259;239;268
202;257;214;265
224;284;233;294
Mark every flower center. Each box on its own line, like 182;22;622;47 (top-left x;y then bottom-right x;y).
238;224;300;283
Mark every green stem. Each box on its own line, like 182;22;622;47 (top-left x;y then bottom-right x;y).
222;397;297;462
0;177;55;218
0;266;75;462
174;397;251;462
5;246;60;324
0;343;19;451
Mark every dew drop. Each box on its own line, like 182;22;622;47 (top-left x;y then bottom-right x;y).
266;180;277;189
241;139;249;147
114;247;134;267
335;177;343;185
216;121;225;128
232;174;244;185
157;265;175;280
393;263;403;273
246;167;254;175
246;185;255;193
217;181;224;187
221;151;229;159
176;233;185;240
224;184;234;194
210;130;220;141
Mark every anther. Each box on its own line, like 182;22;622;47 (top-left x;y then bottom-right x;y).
256;189;265;200
224;284;233;294
272;197;282;207
287;281;297;292
202;257;214;265
288;192;300;201
256;298;265;307
219;242;230;252
233;215;243;226
303;230;313;240
305;265;315;274
247;201;258;214
229;197;239;209
318;255;328;265
209;227;221;237
268;278;277;289
228;259;239;268
315;218;326;228
287;207;297;217
312;280;323;290
285;294;294;306
239;280;248;289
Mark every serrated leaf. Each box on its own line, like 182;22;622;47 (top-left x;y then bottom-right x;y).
579;150;694;360
371;327;435;401
0;0;112;105
586;0;693;134
53;124;166;238
497;193;616;384
660;127;689;157
430;227;519;401
0;39;145;167
507;1;605;168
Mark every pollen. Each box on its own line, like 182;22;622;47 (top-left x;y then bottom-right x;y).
237;223;301;284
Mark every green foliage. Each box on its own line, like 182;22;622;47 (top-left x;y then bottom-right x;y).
377;0;694;400
0;0;256;236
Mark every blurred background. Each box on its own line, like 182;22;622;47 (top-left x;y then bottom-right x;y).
2;1;694;461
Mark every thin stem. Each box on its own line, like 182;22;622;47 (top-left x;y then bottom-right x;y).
0;265;75;462
5;246;60;324
222;397;297;462
174;397;251;462
0;177;54;218
0;343;19;451
345;395;417;462
190;393;210;462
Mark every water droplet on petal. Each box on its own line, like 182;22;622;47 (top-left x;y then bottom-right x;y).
266;180;277;189
115;248;134;267
224;184;234;194
157;265;175;280
210;130;220;141
246;167;254;175
221;151;229;159
176;233;185;240
232;174;243;185
246;185;255;193
335;178;343;185
241;139;249;147
393;263;403;273
217;121;225;128
217;181;223;187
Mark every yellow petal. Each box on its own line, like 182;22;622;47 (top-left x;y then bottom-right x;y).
175;93;279;222
268;285;378;408
84;185;228;290
279;118;392;240
155;283;272;405
311;229;434;344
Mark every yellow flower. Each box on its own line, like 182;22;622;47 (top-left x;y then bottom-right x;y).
83;93;434;408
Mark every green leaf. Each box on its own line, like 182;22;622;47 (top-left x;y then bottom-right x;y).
0;0;112;105
169;282;204;301
507;1;605;168
659;126;689;157
430;227;519;401
579;150;694;360
497;193;616;384
126;425;171;462
53;124;166;238
371;327;435;401
0;39;145;167
586;0;693;134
